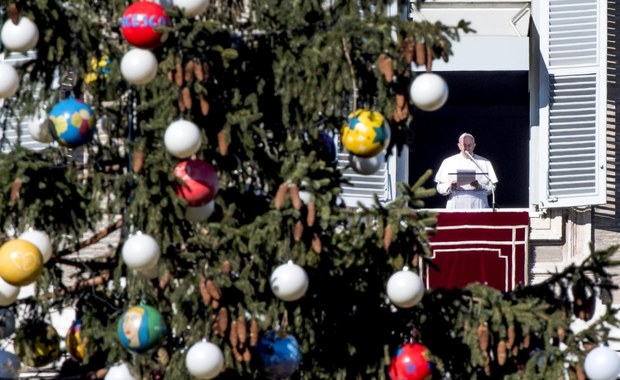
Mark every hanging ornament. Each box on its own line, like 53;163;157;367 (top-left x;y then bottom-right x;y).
257;330;302;380
185;200;215;222
388;343;433;380
409;73;449;112
173;0;209;17
0;308;16;339
120;1;170;49
0;350;20;380
0;63;19;99
341;109;390;158
121;232;160;271
105;362;138;380
66;320;88;362
185;340;224;379
0;277;19;307
14;321;61;367
121;48;159;85
174;158;219;206
19;229;52;263
386;267;425;309
350;152;384;175
117;303;167;353
164;119;202;159
1;16;39;52
0;239;43;286
584;346;620;380
27;112;53;143
270;260;309;302
48;98;96;147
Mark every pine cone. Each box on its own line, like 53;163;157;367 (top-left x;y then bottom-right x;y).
249;319;259;346
182;87;192;110
288;184;303;210
377;54;394;82
383;223;393;251
200;94;210;116
293;220;304;241
311;233;322;253
306;201;316;227
401;38;415;64
415;41;426;66
194;59;204;81
274;182;289;209
217;129;229;156
174;63;184;87
184;60;195;83
496;340;507;366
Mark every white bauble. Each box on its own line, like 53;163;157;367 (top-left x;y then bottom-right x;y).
0;278;19;307
270;261;309;302
105;362;137;380
386;268;425;308
1;17;39;53
164;119;202;158
409;73;449;112
121;233;160;270
185;341;224;379
350;153;384;175
121;49;158;85
185;201;215;222
173;0;209;17
27;115;53;143
584;346;620;380
0;64;19;99
19;229;52;263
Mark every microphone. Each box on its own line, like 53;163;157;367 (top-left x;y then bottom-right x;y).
464;151;497;211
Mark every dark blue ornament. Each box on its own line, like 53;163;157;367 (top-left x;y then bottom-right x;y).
257;330;302;380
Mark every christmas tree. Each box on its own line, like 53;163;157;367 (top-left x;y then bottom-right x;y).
0;0;618;379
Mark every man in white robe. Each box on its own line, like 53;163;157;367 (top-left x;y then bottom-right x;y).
434;133;498;209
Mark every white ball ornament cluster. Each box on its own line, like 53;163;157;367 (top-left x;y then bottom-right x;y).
409;73;449;112
121;232;160;271
185;340;224;379
19;229;52;263
1;17;39;52
584;346;620;380
0;64;19;99
28;114;53;144
173;0;209;17
350;153;384;175
270;260;309;302
121;48;158;85
386;267;425;308
164;119;202;158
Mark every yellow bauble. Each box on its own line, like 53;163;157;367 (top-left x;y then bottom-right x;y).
0;239;43;286
341;109;389;158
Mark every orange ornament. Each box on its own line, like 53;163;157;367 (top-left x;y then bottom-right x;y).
0;239;43;286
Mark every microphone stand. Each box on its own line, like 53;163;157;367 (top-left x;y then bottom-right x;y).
465;151;496;211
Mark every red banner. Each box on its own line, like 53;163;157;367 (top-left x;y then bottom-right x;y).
426;211;529;292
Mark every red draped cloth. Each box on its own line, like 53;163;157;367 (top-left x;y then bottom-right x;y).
426;211;529;292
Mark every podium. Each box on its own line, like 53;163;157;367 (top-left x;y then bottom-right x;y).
450;189;489;209
426;211;529;292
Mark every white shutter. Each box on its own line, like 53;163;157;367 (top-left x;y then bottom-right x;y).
0;119;49;153
335;133;398;207
538;0;606;208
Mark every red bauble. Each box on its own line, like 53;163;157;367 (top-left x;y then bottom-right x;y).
120;2;170;49
389;343;433;380
174;159;219;206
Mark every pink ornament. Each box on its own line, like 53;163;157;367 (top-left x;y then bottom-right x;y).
174;159;219;206
120;2;170;49
389;343;433;380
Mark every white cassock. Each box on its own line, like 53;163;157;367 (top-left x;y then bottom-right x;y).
434;153;498;209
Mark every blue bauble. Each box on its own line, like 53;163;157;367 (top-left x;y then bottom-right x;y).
117;304;167;353
48;98;96;147
0;308;15;339
257;330;302;380
0;350;20;379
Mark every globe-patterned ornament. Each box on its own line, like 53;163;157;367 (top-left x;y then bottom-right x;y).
341;109;389;158
388;343;433;380
117;304;167;353
257;330;302;380
48;98;96;147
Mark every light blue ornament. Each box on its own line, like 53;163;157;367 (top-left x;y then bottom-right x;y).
48;98;96;147
117;304;167;353
0;308;15;339
0;350;20;380
257;330;302;379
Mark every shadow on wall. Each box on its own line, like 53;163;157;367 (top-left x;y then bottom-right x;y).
408;71;530;209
